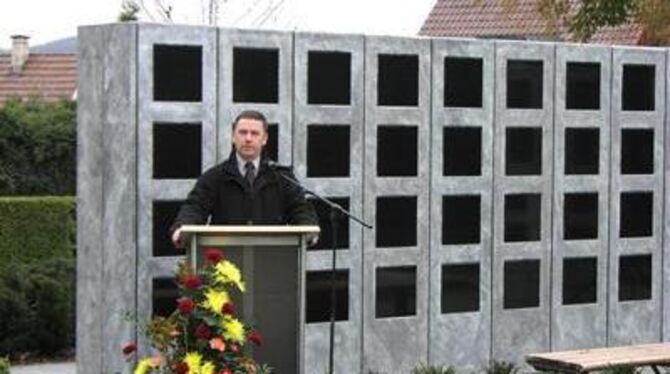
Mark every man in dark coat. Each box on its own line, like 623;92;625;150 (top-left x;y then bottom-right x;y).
171;110;318;247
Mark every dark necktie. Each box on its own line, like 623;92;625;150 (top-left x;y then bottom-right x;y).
244;161;255;188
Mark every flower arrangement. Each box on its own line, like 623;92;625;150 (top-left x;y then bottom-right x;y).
123;248;270;374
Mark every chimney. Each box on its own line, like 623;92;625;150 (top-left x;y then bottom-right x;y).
11;35;30;74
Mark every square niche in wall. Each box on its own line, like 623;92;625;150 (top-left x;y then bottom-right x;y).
306;270;349;323
309;197;349;251
377;54;419;106
504;259;540;309
621;129;654;175
307;125;350;177
442;195;481;245
619;254;652;301
377;125;418;177
153;123;202;179
443;127;482;176
308;51;351;105
506;127;542;176
376;266;416;318
233;47;279;103
562;257;597;305
563;193;599;240
565;128;600;175
153;277;178;317
506;59;543;109
441;263;480;313
566;62;601;110
504;193;542;242
444;57;483;108
153;44;202;102
262;123;279;162
622;64;655;111
153;200;185;257
620;192;653;238
376;196;417;248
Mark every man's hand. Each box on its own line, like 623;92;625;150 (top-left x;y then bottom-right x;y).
307;233;319;247
171;227;184;248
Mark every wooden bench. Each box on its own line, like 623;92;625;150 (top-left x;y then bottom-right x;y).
526;343;670;373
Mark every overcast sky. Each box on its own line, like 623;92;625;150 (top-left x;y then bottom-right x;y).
0;0;437;50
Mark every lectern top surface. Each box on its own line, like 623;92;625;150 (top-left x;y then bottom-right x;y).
180;225;320;235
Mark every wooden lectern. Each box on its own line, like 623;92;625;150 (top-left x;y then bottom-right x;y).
180;225;320;374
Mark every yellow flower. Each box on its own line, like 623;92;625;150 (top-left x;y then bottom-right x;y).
214;260;245;292
222;316;246;343
202;288;230;315
134;357;159;374
184;352;202;374
201;361;216;374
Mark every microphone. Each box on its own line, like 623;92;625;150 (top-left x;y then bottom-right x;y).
265;160;293;171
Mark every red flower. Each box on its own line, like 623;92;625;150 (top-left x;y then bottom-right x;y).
175;362;189;374
248;330;263;346
218;369;233;374
221;302;235;315
194;323;212;340
182;274;202;289
229;344;239;353
177;297;195;314
204;248;224;264
121;342;137;355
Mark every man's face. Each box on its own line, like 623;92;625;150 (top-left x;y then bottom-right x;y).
232;118;268;161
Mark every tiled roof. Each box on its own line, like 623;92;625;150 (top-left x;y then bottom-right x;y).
419;0;644;45
0;53;77;107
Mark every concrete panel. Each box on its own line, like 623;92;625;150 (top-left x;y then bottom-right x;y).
665;49;670;342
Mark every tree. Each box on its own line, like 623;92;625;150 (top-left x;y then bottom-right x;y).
118;0;141;22
117;0;225;25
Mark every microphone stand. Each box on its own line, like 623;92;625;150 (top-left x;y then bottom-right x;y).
270;164;371;374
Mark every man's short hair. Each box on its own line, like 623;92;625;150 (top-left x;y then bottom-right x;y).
232;110;268;132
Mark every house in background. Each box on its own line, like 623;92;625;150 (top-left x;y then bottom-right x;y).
0;35;77;107
419;0;644;45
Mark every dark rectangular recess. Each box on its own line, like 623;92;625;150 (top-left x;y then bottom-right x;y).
566;62;601;110
377;126;418;177
260;123;279;162
443;127;482;176
444;57;483;108
152;277;179;317
620;192;653;238
153;200;185;257
153;123;202;179
563;257;597;305
622;64;655;111
377;54;418;106
504;193;542;242
619;254;652;301
506;59;543;109
621;129;654;175
376;266;416;318
306;270;349;323
308;51;351;105
309;197;349;251
504;259;540;309
441;263;480;313
565;128;600;175
233;47;279;103
563;193;599;240
376;196;417;247
442;195;481;245
153;44;202;102
307;125;350;177
506;127;542;176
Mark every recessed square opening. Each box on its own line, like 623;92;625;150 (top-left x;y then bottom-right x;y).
376;266;416;318
506;127;542;176
504;193;542;242
233;47;279;103
306;270;349;323
377;126;418;177
152;277;178;317
153;123;202;179
153;44;202;102
620;192;653;238
307;125;350;177
621;129;654;175
377;54;418;106
442;195;481;245
443;127;482;176
562;257;597;305
564;193;599;240
566;62;601;110
376;196;417;248
504;259;540;309
444;57;483;108
308;51;351;105
441;263;480;313
506;59;543;109
309;197;349;251
565;128;600;175
619;254;652;301
261;123;279;162
153;200;185;257
622;64;655;111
